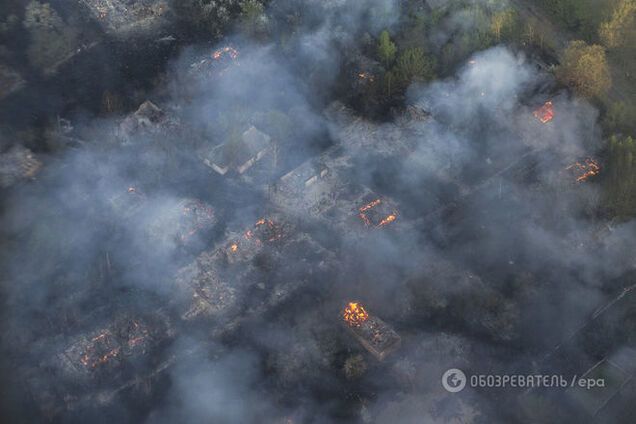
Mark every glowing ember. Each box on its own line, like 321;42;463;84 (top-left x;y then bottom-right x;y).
533;101;554;124
230;243;238;252
212;46;239;61
357;72;375;82
125;320;150;349
377;214;397;227
343;302;369;327
244;218;284;243
358;199;398;228
359;198;382;213
566;158;600;182
79;332;120;369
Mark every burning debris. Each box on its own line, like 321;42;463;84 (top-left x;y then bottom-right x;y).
189;46;240;78
358;198;398;228
0;145;42;188
226;217;288;263
566;158;601;182
212;46;239;61
342;302;401;361
357;72;375;83
79;330;121;370
343;302;369;327
62;314;172;374
533;101;554;124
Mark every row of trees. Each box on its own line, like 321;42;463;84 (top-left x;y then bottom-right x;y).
604;135;636;219
377;30;436;97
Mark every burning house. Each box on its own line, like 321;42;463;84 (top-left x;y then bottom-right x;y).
357;195;399;229
533;101;555;124
272;147;402;233
224;216;290;264
77;0;170;37
27;311;175;418
342;302;401;361
200;126;273;176
0;144;42;188
174;213;335;332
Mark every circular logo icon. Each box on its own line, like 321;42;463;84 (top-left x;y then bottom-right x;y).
442;368;467;393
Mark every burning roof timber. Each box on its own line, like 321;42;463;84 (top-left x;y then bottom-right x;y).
565;157;600;183
0;144;42;188
117;100;181;143
533;101;554;124
189;46;240;79
58;312;174;377
201;126;273;176
342;302;401;361
174;214;333;328
272;149;402;231
77;0;170;37
25;311;175;418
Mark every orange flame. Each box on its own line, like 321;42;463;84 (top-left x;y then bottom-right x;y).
343;302;369;327
358;199;398;228
212;46;239;61
533;101;554;124
358;72;375;82
79;332;120;369
378;214;397;227
566;158;600;182
230;243;238;252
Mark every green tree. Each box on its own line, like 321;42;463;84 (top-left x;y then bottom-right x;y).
490;9;518;42
603;101;636;135
556;40;612;99
599;0;636;49
377;30;396;67
604;135;636;219
239;0;267;38
383;70;395;97
393;48;436;87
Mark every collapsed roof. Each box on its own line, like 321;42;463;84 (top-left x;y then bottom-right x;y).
118;100;181;142
201;126;272;176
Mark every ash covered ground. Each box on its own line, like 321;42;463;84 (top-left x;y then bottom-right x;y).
1;0;636;423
